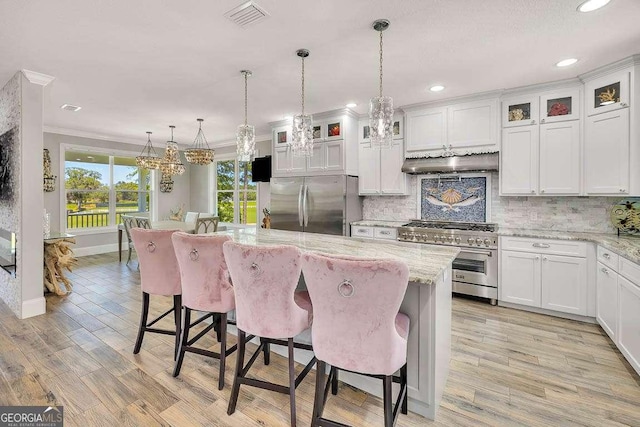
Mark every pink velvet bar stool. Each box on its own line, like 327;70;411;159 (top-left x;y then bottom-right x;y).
130;228;182;359
171;232;237;390
223;241;316;427
301;252;410;427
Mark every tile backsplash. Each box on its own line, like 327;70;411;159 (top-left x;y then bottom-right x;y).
363;173;618;234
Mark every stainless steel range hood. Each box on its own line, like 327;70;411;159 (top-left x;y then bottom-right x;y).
401;153;499;174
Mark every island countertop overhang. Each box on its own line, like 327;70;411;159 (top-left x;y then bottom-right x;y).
215;228;459;285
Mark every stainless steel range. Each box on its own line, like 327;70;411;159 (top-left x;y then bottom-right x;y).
398;220;498;305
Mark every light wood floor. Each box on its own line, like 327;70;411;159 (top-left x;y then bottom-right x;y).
1;252;639;426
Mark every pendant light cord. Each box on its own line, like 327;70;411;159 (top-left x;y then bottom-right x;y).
244;72;248;126
301;55;305;115
379;29;384;98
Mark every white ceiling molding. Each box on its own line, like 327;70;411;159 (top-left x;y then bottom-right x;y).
44;126;147;147
21;70;55;86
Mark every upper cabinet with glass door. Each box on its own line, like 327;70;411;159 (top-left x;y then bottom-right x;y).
585;69;630;116
540;88;581;124
502;95;539;128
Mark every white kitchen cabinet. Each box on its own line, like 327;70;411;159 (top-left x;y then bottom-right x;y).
306;143;325;172
618;275;640;375
539;121;581;195
584;108;630;195
541;255;587;315
500;125;538;195
540;88;581;124
596;261;618;341
358;140;408;196
405;106;447;152
350;225;398;241
273;146;290;175
585;69;630;116
502;95;539;128
447;99;498;149
500;250;541;308
324;140;344;171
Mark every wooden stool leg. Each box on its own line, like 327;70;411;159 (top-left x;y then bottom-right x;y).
173;308;191;377
262;338;271;365
401;363;408;415
133;292;150;354
311;360;326;426
288;338;297;427
218;313;227;390
383;375;393;427
227;329;246;415
331;366;339;395
173;295;182;361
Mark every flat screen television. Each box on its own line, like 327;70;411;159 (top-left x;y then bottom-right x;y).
251;156;272;182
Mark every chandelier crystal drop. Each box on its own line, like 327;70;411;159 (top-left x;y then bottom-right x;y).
136;132;162;170
185;119;215;165
160;125;186;176
369;19;394;149
291;49;313;157
237;70;256;162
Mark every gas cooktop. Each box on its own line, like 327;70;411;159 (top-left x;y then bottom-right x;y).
398;220;498;248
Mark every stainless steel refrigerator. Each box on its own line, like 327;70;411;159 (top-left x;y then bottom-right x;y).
270;175;362;236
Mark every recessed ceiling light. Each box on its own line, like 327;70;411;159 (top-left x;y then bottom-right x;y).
430;85;445;92
61;104;82;112
346;103;357;108
577;0;611;12
556;58;579;67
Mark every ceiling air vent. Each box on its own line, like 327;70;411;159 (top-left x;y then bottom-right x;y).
224;1;269;28
60;104;82;112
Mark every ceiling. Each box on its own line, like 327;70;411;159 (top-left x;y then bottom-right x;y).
1;0;640;147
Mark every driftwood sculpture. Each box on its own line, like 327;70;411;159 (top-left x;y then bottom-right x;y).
44;237;77;295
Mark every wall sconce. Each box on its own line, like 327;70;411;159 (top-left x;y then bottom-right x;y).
160;173;174;193
43;149;56;192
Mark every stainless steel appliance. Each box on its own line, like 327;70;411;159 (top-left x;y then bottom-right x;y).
270;175;362;236
398;220;498;305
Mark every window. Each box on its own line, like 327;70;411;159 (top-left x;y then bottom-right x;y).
64;150;150;230
214;159;257;225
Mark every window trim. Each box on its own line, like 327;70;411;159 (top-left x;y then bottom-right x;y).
210;153;258;225
59;143;156;234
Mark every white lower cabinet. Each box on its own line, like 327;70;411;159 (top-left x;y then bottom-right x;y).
618;275;640;374
350;225;398;241
541;255;587;315
499;237;588;316
596;261;618;341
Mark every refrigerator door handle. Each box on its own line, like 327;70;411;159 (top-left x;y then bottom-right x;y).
302;184;309;227
298;184;304;226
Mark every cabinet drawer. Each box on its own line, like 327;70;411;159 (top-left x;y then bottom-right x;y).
374;227;397;240
597;246;619;271
500;237;587;257
619;257;640;286
352;226;374;238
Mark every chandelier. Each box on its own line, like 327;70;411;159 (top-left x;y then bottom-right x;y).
136;131;162;169
43;149;56;192
237;70;256;162
185;118;215;165
291;49;313;157
160;125;186;176
159;173;174;193
369;19;394;149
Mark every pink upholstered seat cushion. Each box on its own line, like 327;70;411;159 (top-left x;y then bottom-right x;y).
172;233;235;314
130;228;181;296
223;241;312;339
301;252;410;376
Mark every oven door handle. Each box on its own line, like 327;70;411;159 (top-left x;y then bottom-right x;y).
459;249;493;257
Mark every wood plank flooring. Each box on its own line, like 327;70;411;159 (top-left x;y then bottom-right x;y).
0;252;639;426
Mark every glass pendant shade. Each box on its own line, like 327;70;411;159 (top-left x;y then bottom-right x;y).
291;114;313;157
185;119;215;166
160;125;186;175
369;95;394;148
136;132;161;170
237;124;256;162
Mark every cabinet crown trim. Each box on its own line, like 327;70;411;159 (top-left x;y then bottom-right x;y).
579;54;640;82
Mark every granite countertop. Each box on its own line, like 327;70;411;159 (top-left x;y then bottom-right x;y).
350;220;408;228
499;228;640;264
216;228;459;285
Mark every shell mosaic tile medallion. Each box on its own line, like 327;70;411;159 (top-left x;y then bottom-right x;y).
421;176;487;222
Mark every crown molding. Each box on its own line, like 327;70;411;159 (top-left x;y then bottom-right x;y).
43;126;145;147
21;70;55;86
209;133;272;148
401;90;504;112
268;107;359;127
579;54;640;82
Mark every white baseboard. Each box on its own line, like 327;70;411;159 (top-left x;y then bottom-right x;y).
21;296;46;319
498;301;598;324
75;243;128;257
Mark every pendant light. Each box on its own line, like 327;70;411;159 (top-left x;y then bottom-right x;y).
185;119;215;165
159;173;174;193
291;49;313;157
369;19;394;149
160;125;186;176
136;131;161;170
237;70;256;162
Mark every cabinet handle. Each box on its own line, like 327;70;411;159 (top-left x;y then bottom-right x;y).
535;255;540;260
379;230;391;235
531;190;536;194
531;120;536;124
621;102;628;107
542;256;548;261
603;253;610;259
532;243;551;248
541;189;545;193
541;119;546;123
601;267;609;274
620;189;626;192
357;229;367;233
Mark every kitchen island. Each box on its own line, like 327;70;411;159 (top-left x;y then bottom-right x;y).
217;228;459;420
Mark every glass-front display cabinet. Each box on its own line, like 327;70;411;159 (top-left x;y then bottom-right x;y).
502;95;539;128
540;88;581;123
585;69;630;116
